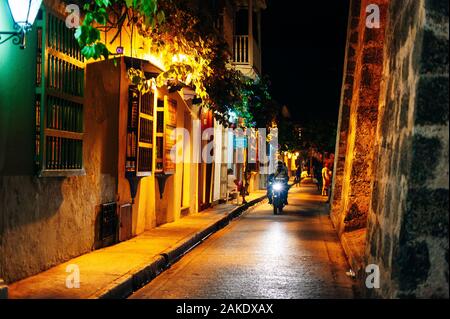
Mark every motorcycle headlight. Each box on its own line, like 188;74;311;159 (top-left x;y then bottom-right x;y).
273;183;283;191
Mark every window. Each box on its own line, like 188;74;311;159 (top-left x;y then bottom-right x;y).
155;96;177;174
35;9;85;176
165;99;177;173
126;87;154;177
235;9;248;35
155;97;165;172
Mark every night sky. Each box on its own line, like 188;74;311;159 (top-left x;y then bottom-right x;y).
261;1;350;125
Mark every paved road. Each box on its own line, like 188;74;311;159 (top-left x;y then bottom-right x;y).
130;185;355;299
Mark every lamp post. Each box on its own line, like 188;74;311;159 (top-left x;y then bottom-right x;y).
0;0;43;49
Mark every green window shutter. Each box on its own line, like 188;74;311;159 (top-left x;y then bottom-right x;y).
35;7;85;177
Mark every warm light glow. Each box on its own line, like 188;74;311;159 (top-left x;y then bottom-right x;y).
7;0;42;29
172;53;188;63
142;53;166;71
185;73;193;85
150;78;157;91
260;223;287;256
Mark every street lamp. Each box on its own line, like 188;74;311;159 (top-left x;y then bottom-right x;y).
0;0;43;49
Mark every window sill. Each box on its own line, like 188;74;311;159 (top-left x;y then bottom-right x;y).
38;169;86;178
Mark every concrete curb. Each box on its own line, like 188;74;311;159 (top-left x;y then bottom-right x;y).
0;279;8;299
92;195;267;299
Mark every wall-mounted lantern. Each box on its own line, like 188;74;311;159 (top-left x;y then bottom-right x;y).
0;0;43;49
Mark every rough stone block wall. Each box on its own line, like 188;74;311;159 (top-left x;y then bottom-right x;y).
331;0;388;235
341;0;388;233
331;0;362;229
366;0;449;298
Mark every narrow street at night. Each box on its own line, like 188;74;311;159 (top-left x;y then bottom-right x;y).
1;0;448;309
131;184;354;299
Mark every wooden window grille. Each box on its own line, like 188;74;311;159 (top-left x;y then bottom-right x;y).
35;8;85;177
126;86;154;177
155;98;165;172
165;99;177;174
154;96;177;174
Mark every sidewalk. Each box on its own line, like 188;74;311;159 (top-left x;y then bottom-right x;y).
7;191;267;299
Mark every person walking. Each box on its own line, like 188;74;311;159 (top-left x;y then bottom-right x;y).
241;168;251;204
295;165;302;187
322;162;332;197
312;158;322;192
227;168;239;200
227;168;247;204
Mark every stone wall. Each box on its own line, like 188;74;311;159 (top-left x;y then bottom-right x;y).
331;0;388;236
331;0;362;230
366;0;449;298
331;0;448;298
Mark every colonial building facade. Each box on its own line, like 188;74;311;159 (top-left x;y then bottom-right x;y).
0;0;266;284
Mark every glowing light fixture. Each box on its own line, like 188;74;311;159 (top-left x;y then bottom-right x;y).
228;111;237;123
0;0;42;49
273;183;283;191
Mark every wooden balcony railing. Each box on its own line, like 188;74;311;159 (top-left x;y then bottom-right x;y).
233;35;249;64
233;35;261;75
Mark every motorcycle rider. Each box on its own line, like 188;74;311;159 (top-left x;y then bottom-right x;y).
268;161;289;205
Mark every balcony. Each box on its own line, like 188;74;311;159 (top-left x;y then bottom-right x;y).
232;35;261;79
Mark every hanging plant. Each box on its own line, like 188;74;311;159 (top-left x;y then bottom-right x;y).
71;0;163;61
127;67;153;94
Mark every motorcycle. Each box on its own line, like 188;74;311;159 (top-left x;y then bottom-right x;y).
270;178;287;215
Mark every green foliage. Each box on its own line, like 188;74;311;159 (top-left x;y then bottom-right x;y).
72;0;276;130
299;120;337;154
275;113;338;154
73;0;161;60
127;67;152;94
137;0;276;128
278;120;301;152
242;77;276;128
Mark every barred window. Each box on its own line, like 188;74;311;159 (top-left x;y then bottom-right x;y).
155;98;165;172
126;87;154;177
155;96;177;174
35;9;85;176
